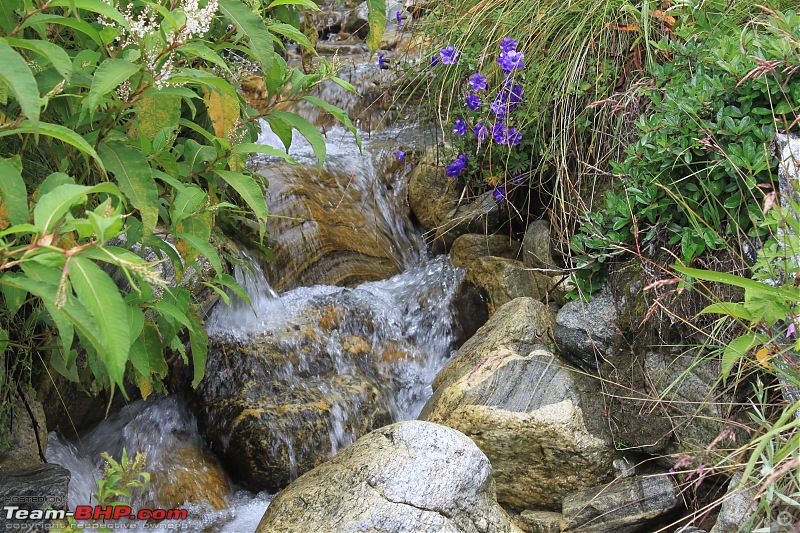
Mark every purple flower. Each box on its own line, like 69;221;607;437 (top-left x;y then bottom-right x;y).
500;82;524;109
395;10;403;25
474;122;489;142
500;36;517;53
498;50;525;72
452;119;467;136
789;322;796;337
512;173;527;185
226;23;235;31
445;154;468;177
507;127;522;146
466;94;481;110
440;45;459;65
490;98;509;120
493;185;507;201
431;54;440;66
395;150;406;161
469;73;487;91
379;53;388;69
492;122;506;144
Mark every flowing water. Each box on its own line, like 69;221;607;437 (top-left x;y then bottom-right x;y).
46;67;461;530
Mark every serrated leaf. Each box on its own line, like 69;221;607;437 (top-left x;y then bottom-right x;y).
99;142;159;237
136;91;181;140
301;95;361;151
176;231;222;275
83;59;139;118
0;120;104;168
69;256;131;387
216;170;268;222
0;158;28;225
219;0;274;75
0;40;39;133
271;111;326;169
365;0;386;53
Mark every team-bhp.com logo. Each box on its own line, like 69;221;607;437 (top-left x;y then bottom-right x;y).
4;505;188;522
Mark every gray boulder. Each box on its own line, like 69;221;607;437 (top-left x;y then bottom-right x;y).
554;287;619;370
709;473;755;533
0;464;70;532
256;420;522;532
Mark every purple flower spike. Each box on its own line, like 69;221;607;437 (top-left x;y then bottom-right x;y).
512;173;527;185
469;73;487;91
445;153;468;178
493;185;507;201
490;99;508;120
440;45;459;65
452;119;467;136
466;94;481;110
396;11;403;25
395;150;406;161
507;127;522;146
474;122;489;142
498;49;525;72
378;53;388;69
492;122;507;144
500;36;517;53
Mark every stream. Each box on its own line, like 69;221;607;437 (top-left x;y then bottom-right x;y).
46;67;462;530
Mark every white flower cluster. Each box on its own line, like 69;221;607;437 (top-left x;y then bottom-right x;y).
101;0;219;89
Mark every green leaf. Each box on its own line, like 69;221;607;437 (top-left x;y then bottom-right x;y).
152;300;194;331
0;157;28;225
268;22;315;51
171;186;207;228
171;69;239;100
216;170;268;222
230;142;298;164
1;284;27;318
722;333;762;384
267;0;319;9
189;325;207;388
129;323;166;378
4;37;72;81
51;0;128;26
83;59;140;118
301;96;361;151
218;0;274;76
699;302;754;321
176;232;222;275
20;15;103;47
365;0;386;53
271;111;326;169
38;172;75;198
177;43;230;73
0;120;104;168
69;256;131;388
0;40;40;133
675;266;800;302
98;142;159;237
136;91;181;141
34;182;121;233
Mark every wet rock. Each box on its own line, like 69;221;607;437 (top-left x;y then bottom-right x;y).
249;164;406;291
421;299;614;510
450;233;522;269
256;420;522;532
554;286;619;371
408;147;506;249
152;446;230;510
522;219;557;270
709;473;754;533
465;256;560;310
516;510;562;533
0;387;46;471
0;464;70;532
561;475;681;532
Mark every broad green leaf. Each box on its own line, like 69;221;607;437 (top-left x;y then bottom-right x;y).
127;306;144;346
83;59;140;117
301;95;361;151
38;172;74;198
365;0;386;52
0;158;28;225
176;231;222;275
50;346;79;382
200;281;230;306
51;0;128;26
721;333;764;384
699;302;754;321
4;38;72;81
20;15;103;47
98;142;159;237
0;0;16;34
265;115;293;152
0;120;103;167
171;69;239;99
69;256;131;387
267;0;319;9
129;323;167;380
177;43;230;73
171;186;207;228
271;111;326;169
1;284;27;318
216;170;268;221
231;142;298;164
268;22;315;51
0;328;6;354
0;41;39;132
152;300;194;331
674;266;800;302
136;91;181;140
189;327;207;388
34;182;120;234
218;0;274;75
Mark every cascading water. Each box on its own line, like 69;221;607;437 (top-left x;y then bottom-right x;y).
45;60;459;531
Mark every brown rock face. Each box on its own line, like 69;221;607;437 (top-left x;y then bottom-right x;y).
152;446;230;510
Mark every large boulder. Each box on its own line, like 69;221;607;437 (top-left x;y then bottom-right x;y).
465;256;561;310
256;420;522;533
0;464;70;532
709;473;755;533
554;287;619;371
561;475;682;532
421;298;615;510
450;233;522;270
521;219;557;270
0;386;46;472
